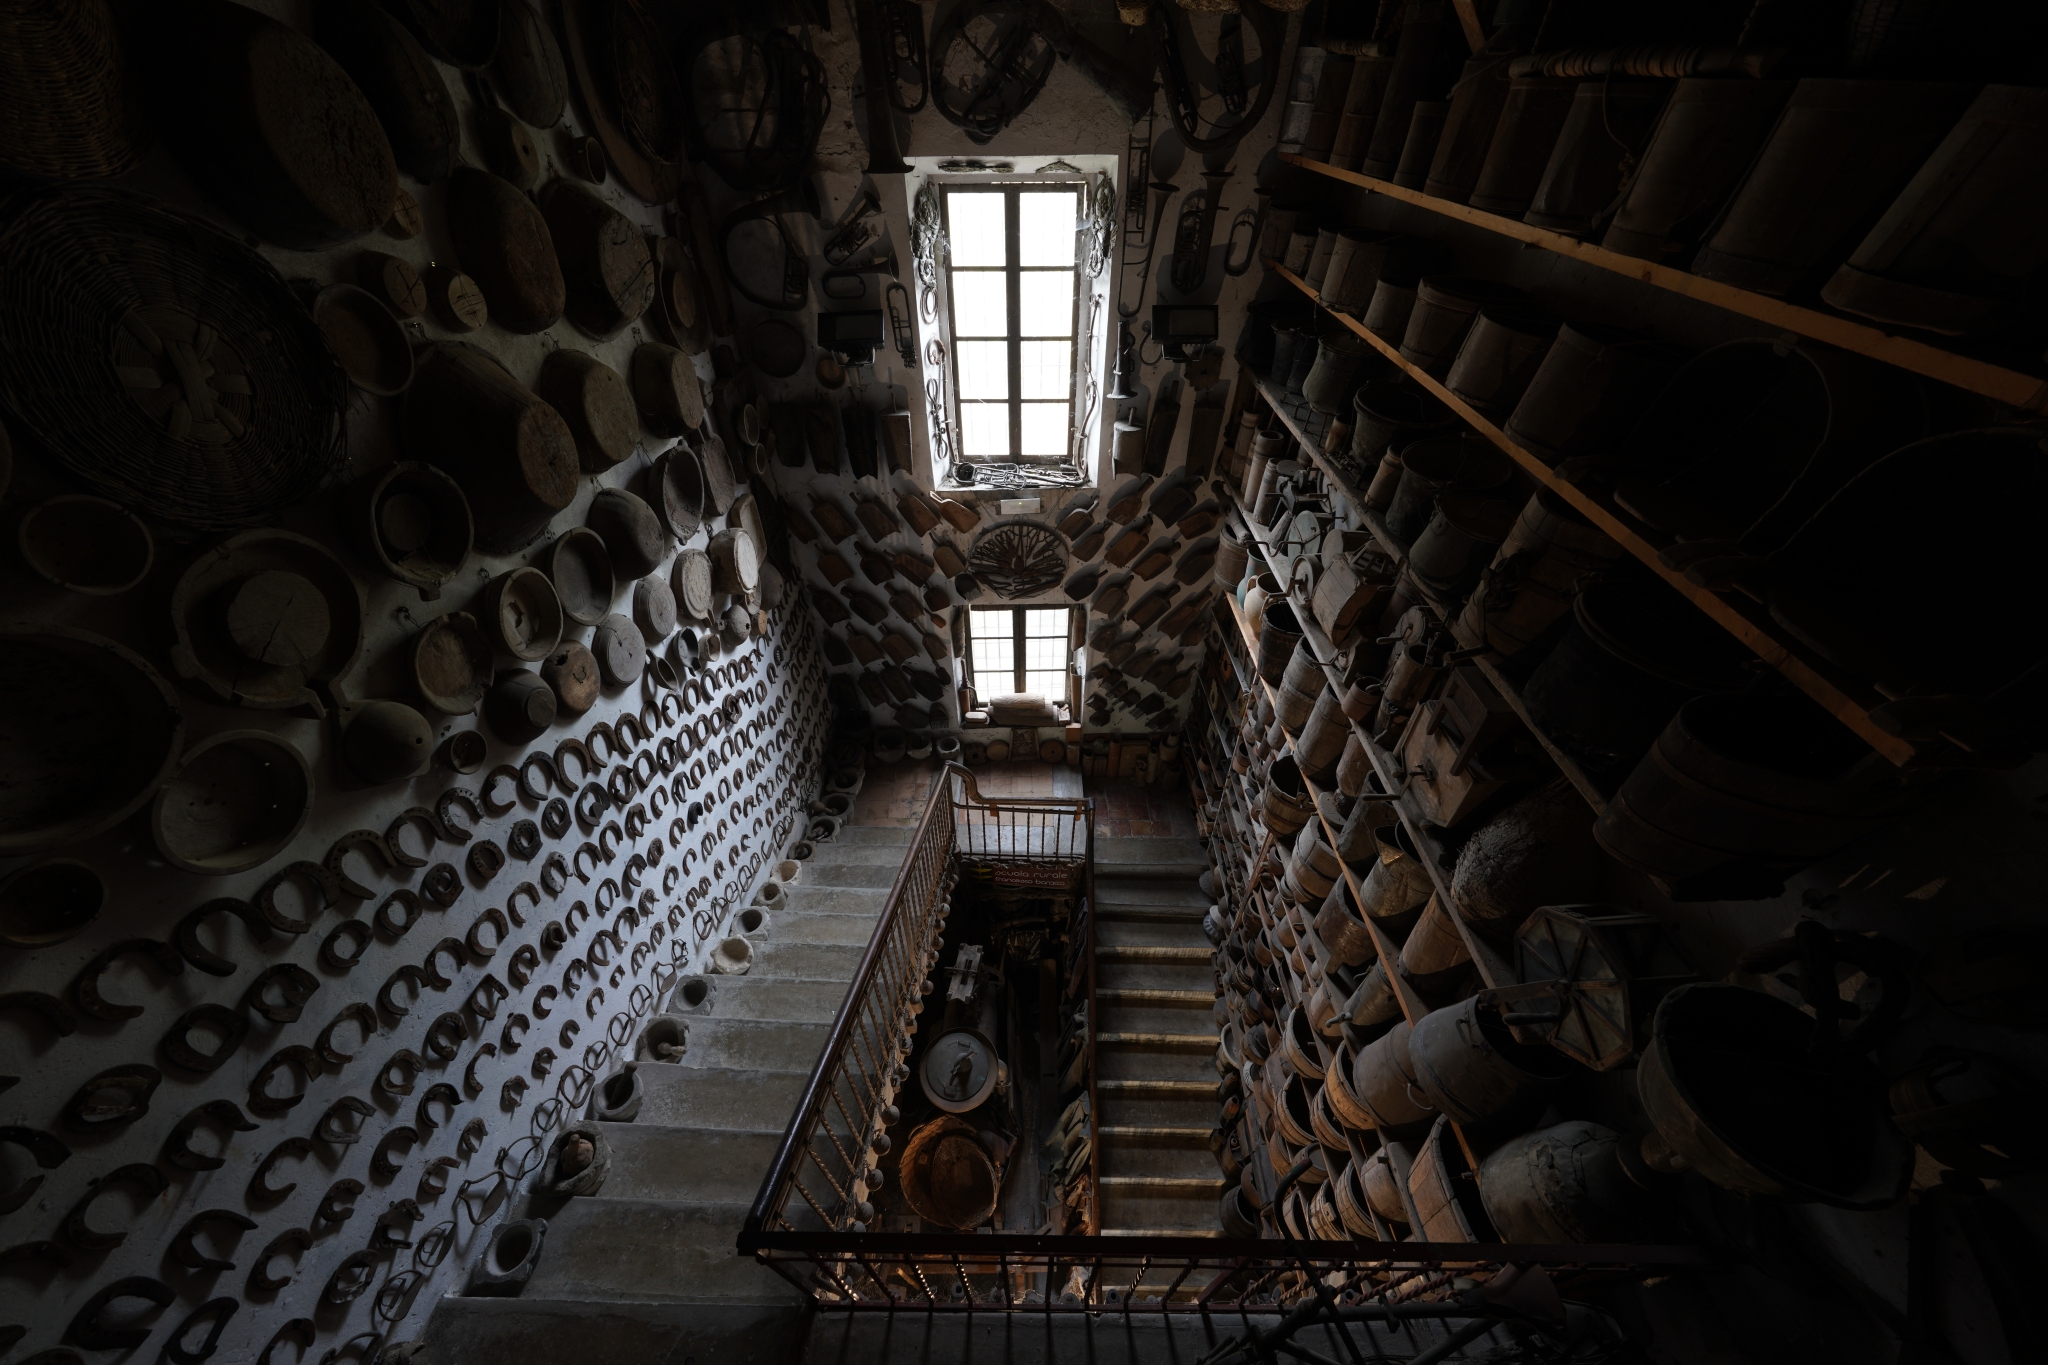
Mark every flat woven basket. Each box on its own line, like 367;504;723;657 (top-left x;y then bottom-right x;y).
0;187;350;529
0;0;142;181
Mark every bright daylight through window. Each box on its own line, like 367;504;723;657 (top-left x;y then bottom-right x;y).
970;606;1072;708
944;185;1081;472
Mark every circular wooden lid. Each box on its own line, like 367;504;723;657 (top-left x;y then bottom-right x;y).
592;611;646;685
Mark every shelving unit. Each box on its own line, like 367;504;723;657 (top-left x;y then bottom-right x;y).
1246;372;1612;814
1279;152;2048;415
1263;259;1921;768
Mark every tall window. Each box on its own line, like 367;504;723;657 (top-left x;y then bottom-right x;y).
944;186;1080;466
970;607;1073;703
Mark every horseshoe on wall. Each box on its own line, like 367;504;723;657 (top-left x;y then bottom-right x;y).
532;984;558;1019
466;907;508;960
420;937;468;990
323;1249;380;1305
555;737;594;788
173;898;270;976
247;1046;322;1118
324;829;396;899
457;1118;489;1161
540;852;570;897
463;1042;497;1097
468;838;506;883
0;990;78;1039
315;1178;364;1227
375;888;424;940
249;1137;314;1202
518;752;558;803
506;880;541;925
243;963;320;1024
248;1230;311;1294
423;1011;467;1061
375;1049;425;1099
473;759;519;813
540;798;572;840
162;1294;239;1365
252;862;335;934
417;1155;459;1202
435;787;483;843
378;965;427;1020
314;1096;375;1148
64;1064;162;1133
161;1004;250;1075
420;861;462;907
370;1125;419;1179
0;1127;70;1213
467;974;509;1023
319;920;373;973
167;1209;257;1271
64;1275;175;1351
507;943;540;988
385;808;440;867
72;938;185;1021
160;1102;254;1173
315;1003;378;1068
415;1082;460;1134
60;1162;169;1252
584;720;619;769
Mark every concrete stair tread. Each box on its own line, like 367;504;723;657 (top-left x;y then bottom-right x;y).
1097;1078;1215;1094
1096;945;1212;962
1096;1031;1220;1047
590;1125;782;1203
519;1197;797;1304
669;974;851;1024
1096;988;1214;1005
745;940;859;981
667;1018;829;1074
1099;1175;1229;1190
804;824;918;846
1097;920;1215;947
635;1065;811;1131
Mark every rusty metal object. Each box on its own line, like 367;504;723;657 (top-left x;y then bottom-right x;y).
898;1114;1001;1230
405;344;578;552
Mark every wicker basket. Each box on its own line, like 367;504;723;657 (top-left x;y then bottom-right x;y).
0;0;142;181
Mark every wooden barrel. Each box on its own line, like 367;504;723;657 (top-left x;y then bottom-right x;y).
1524;80;1669;236
1602;78;1797;266
402;344;576;552
1359;2;1465;180
1694;79;1974;297
1398;893;1471;988
1274;640;1325;733
1398;276;1539;378
1357;824;1432;934
1284;827;1342;903
1455;488;1624;660
1422;56;1513;205
138;0;397;249
1409;996;1571;1127
1261;754;1315;836
1502;322;1683;468
708;527;760;596
312;0;460;184
1348;1019;1433;1134
535;350;636;472
1467;76;1578;217
1334;732;1372;797
540;178;656;340
1443;307;1558;419
1406;493;1520;614
445;165;563;333
1296;685;1350;785
1594;692;1906;899
1312;881;1376;968
1255;601;1304;687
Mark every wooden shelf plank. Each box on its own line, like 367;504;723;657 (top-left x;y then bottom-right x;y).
1246;375;1612;816
1267;260;1919;767
1279;152;2048;415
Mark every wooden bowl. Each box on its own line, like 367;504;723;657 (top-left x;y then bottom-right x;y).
547;527;613;627
482;566;564;661
151;729;314;875
18;495;153;594
411;610;493;713
314;283;415;395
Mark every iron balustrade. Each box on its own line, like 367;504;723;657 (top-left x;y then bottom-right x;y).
743;763;1094;1283
740;764;1704;1314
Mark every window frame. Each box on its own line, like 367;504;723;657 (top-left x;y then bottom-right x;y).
941;182;1083;468
967;605;1080;711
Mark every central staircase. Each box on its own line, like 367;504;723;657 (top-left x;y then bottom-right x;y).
414;824;913;1365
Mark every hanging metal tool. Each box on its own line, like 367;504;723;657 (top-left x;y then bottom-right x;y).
1154;0;1281;153
718;180;819;311
1223;185;1269;277
886;280;916;368
1168;166;1232;294
1116;179;1178;319
882;0;930;113
1124;113;1153;244
850;0;913;174
822;188;885;266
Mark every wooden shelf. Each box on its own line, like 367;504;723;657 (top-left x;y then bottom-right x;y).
1248;375;1612;815
1265;260;1920;768
1280;152;2048;415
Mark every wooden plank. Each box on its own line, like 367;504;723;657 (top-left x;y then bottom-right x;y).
1268;260;1920;766
1278;153;2048;414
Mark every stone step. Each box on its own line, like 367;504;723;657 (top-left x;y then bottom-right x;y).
1093;837;1208;868
1098;1141;1223;1181
1096;1077;1215;1096
518;1196;794;1304
779;886;890;916
591;1124;783;1203
635;1064;809;1131
802;1310;1299;1364
791;860;900;890
1096;1000;1217;1037
1096;945;1213;963
416;1296;808;1365
1095;1047;1216;1082
746;912;879;947
1099;1189;1228;1235
1095;919;1213;949
789;841;918;866
1097;962;1214;995
669;1018;829;1073
746;940;859;981
1098;1093;1216;1129
804;823;919;847
1096;901;1209;922
1100;1175;1229;1193
1090;884;1210;908
670;974;852;1024
1096;1031;1220;1048
1096;988;1214;1006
